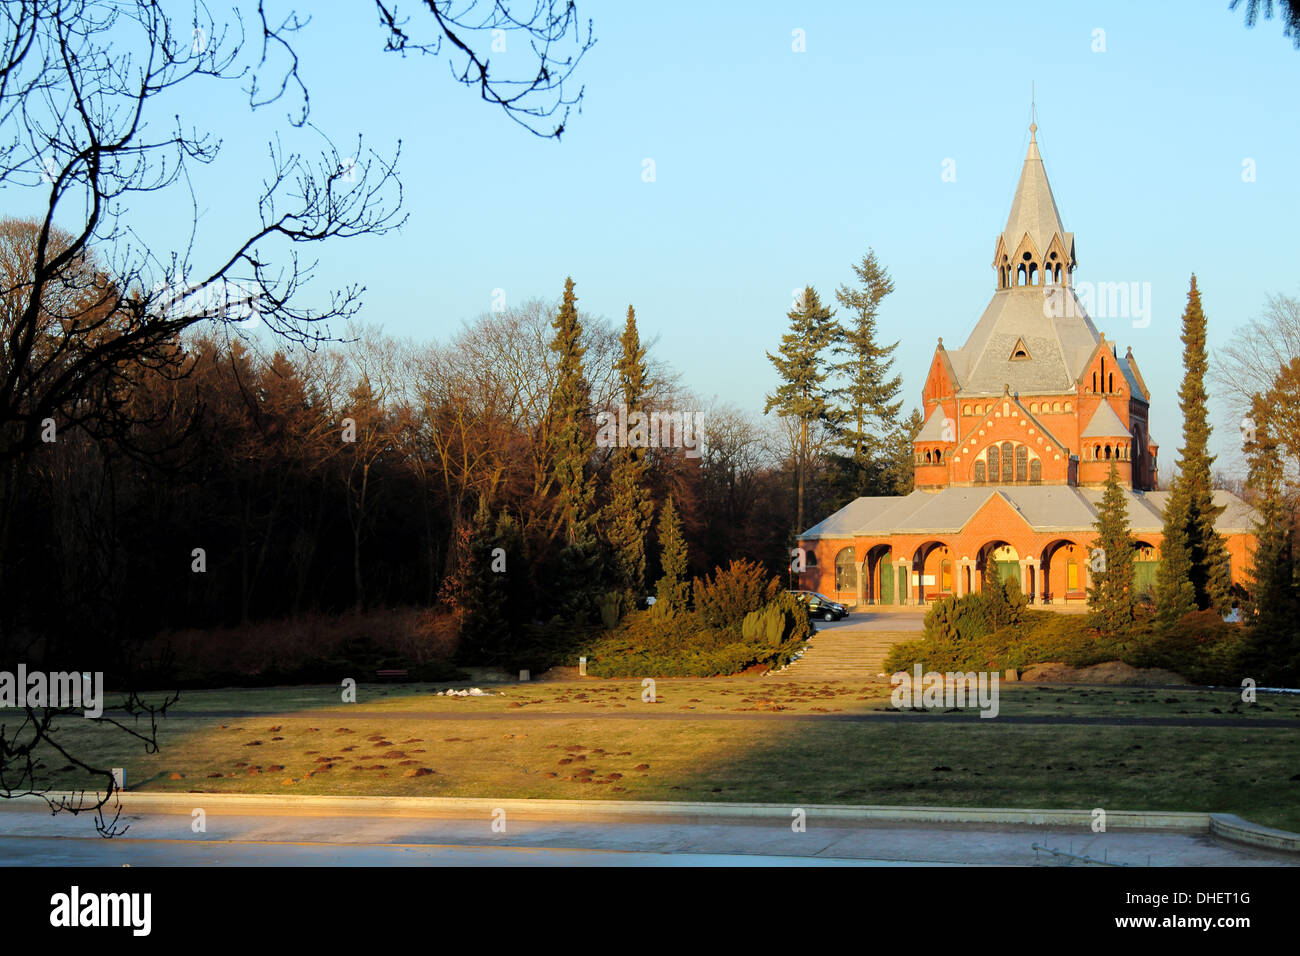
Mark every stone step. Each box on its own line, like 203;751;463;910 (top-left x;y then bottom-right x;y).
766;630;918;682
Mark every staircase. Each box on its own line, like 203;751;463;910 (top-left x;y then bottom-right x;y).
766;629;917;682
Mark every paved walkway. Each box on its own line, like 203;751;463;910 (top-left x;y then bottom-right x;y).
0;804;1289;866
765;612;925;682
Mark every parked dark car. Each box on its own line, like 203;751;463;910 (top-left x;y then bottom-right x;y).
786;590;849;622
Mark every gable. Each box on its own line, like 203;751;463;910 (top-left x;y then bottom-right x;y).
959;491;1035;537
1081;401;1130;438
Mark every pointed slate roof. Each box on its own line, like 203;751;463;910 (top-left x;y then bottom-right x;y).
946;285;1100;393
1001;124;1073;261
946;123;1146;397
1080;401;1130;438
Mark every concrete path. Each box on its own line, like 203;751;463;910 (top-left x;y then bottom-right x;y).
766;610;922;682
0;803;1290;866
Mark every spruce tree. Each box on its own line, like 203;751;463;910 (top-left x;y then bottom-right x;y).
1156;276;1233;622
449;499;523;665
764;285;837;534
832;250;903;497
1241;394;1300;684
654;495;690;611
889;408;925;495
1088;461;1136;634
547;277;597;548
606;305;655;599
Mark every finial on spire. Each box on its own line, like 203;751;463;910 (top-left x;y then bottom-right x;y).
1030;82;1037;140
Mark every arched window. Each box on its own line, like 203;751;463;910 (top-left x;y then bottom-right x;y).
1001;442;1014;482
1015;445;1028;481
1028;263;1038;285
936;449;943;464
1108;372;1114;393
1017;264;1026;286
974;461;986;483
986;446;999;482
1094;444;1102;459
1052;402;1061;412
1030;459;1042;482
834;547;856;593
925;450;932;464
1092;371;1097;392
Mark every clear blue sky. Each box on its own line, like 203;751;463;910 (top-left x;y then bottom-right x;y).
60;2;1300;475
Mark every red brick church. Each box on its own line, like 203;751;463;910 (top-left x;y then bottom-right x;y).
797;123;1258;607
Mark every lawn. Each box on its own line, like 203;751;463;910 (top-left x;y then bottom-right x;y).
27;679;1300;832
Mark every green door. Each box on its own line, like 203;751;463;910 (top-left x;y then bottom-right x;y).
878;550;894;604
995;561;1020;586
1134;560;1157;598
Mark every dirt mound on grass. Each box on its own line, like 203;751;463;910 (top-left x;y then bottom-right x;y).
1020;660;1188;685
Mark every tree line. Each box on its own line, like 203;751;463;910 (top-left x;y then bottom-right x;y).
2;220;856;669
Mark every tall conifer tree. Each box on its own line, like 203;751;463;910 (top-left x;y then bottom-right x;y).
1156;276;1232;622
655;495;690;611
832;250;902;496
606;305;655;598
547;277;597;548
1155;478;1198;627
1242;393;1299;683
1088;461;1136;634
765;285;837;534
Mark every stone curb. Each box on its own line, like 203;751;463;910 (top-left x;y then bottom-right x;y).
8;792;1297;853
1209;813;1300;853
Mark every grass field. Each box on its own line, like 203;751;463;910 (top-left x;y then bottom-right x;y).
27;679;1300;832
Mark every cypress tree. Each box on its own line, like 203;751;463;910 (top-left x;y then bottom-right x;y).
832;250;902;496
1088;461;1136;634
606;305;655;599
547;277;597;548
1154;477;1198;628
654;495;690;611
764;285;837;534
1156;276;1232;622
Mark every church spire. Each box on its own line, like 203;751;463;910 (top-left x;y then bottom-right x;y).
993;118;1076;291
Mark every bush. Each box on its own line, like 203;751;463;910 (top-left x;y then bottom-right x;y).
885;601;1253;686
692;559;780;632
1127;610;1248;685
924;581;1028;647
885;608;1120;675
584;591;810;678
